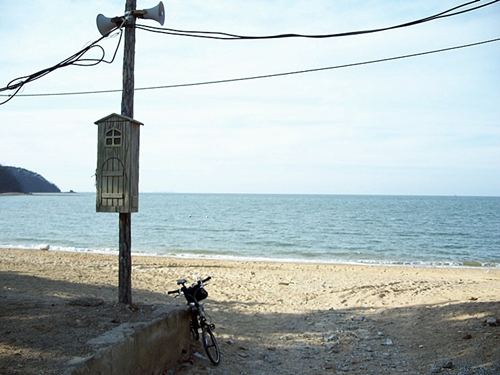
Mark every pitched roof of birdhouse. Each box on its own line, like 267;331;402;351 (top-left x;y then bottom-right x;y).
94;113;144;126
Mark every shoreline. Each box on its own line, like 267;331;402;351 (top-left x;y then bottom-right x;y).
3;194;498;273
1;246;499;270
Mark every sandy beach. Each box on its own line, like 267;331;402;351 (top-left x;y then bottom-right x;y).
1;248;499;375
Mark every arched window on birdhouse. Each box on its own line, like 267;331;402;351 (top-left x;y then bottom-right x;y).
105;128;122;147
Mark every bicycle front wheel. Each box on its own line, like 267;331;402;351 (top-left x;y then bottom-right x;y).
202;325;220;365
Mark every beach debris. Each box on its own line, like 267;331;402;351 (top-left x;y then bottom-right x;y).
467;296;478;301
325;342;340;351
39;244;50;250
382;338;394;346
430;366;442;374
441;361;453;369
193;351;208;361
485;317;499;326
323;333;339;342
238;346;250;358
431;360;453;373
461;333;472;340
125;304;140;312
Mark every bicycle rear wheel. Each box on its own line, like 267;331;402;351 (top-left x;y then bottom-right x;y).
202;325;220;365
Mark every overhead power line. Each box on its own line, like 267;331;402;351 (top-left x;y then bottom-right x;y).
2;37;499;98
136;0;499;40
1;0;498;103
0;30;124;105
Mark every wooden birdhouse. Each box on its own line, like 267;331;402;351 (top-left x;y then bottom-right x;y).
94;113;143;213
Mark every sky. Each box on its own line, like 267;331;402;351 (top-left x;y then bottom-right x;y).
1;0;499;195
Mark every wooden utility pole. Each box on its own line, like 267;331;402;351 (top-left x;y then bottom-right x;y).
119;0;136;304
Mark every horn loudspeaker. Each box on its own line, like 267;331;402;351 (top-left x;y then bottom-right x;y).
142;2;165;25
96;14;119;36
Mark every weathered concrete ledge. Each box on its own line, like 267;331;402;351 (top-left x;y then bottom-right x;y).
65;307;191;375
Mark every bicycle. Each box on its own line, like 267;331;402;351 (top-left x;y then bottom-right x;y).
167;276;221;365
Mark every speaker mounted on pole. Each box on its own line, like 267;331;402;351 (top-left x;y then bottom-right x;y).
96;1;165;36
96;14;124;36
133;2;165;26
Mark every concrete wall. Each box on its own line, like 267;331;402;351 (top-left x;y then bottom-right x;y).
66;308;191;375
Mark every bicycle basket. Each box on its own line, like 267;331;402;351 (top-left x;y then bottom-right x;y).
185;284;208;303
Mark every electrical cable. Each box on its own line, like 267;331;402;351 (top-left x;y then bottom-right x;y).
135;0;499;40
1;0;498;103
0;29;124;105
2;36;498;98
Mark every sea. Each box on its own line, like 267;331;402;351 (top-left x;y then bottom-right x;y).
1;193;499;268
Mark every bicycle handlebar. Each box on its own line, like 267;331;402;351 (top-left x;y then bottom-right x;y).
167;276;211;296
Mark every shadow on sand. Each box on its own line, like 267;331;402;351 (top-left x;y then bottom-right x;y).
1;268;499;375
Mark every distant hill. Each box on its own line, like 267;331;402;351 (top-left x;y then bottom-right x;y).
0;165;60;194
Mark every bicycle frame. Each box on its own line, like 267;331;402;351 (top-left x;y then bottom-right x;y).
168;277;220;365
